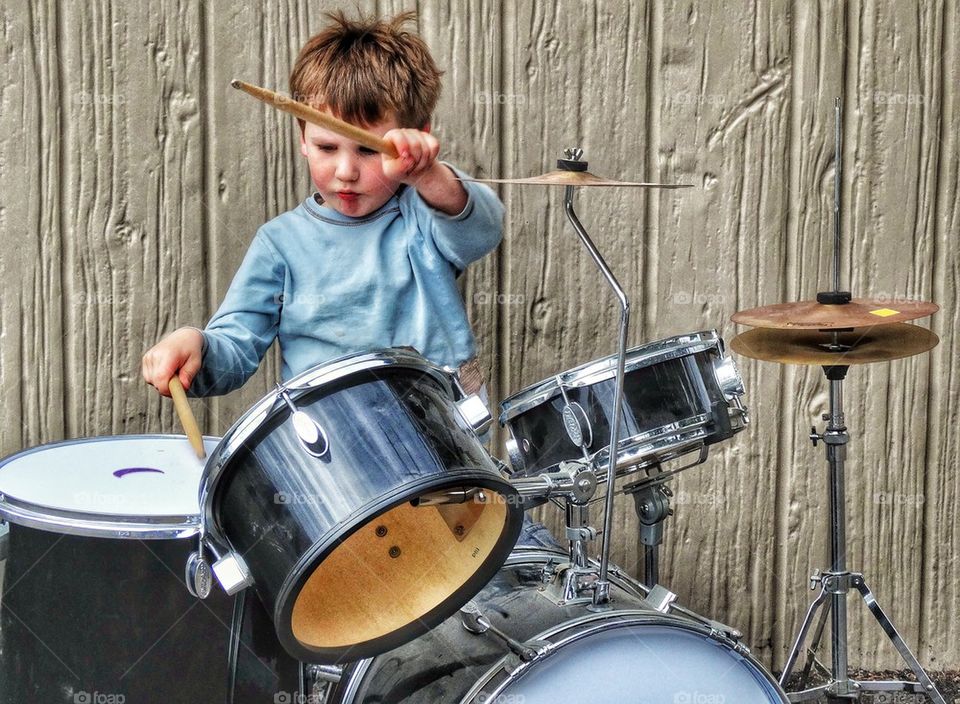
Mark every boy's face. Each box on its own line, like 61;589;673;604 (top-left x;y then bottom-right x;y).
299;112;403;217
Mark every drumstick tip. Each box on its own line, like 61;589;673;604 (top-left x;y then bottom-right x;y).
230;79;242;89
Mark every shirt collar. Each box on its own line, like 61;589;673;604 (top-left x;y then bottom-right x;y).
302;189;404;225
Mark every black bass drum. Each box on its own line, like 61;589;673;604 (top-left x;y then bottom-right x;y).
0;435;300;704
328;549;788;703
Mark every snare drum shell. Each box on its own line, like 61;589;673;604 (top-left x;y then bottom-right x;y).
207;360;523;663
501;333;746;478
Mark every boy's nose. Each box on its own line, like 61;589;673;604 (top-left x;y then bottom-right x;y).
334;153;360;182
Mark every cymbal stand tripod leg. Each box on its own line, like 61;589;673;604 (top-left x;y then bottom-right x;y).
797;592;832;686
779;583;831;694
851;578;945;703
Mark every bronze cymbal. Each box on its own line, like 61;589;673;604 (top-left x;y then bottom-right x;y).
731;298;939;330
459;170;693;188
730;324;939;365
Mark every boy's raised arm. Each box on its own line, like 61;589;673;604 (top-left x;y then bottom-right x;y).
382;128;468;216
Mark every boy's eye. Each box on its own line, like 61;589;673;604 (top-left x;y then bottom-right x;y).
358;146;377;156
315;144;336;152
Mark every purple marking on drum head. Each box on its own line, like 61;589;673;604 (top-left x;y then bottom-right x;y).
113;467;165;478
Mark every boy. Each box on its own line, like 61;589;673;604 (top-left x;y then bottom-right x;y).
142;11;500;398
141;11;558;550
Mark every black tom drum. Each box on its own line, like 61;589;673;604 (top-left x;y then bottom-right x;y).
200;349;524;664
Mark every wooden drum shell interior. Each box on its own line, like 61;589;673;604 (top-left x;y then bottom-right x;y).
291;493;508;649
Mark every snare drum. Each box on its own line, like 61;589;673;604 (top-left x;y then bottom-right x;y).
500;330;747;481
0;435;299;704
328;550;787;703
200;349;524;664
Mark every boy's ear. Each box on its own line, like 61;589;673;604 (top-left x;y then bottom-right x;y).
298;123;308;157
422;121;431;134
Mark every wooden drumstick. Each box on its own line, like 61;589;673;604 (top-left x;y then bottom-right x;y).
230;79;400;159
168;376;206;459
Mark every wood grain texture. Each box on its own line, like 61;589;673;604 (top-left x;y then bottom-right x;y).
919;0;959;670
835;0;939;669
497;0;658;563
654;0;792;667
0;0;957;673
0;0;66;450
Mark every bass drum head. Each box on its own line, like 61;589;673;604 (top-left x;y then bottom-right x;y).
479;620;783;703
336;551;786;703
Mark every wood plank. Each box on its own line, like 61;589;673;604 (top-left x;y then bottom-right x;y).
775;0;847;672
50;0;209;438
497;0;658;560
653;0;792;667
827;0;942;669
919;0;959;671
0;0;66;454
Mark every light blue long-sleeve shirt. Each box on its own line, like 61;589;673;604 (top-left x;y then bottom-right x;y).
189;166;504;397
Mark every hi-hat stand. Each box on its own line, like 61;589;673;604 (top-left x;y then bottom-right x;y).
778;362;944;703
776;99;945;704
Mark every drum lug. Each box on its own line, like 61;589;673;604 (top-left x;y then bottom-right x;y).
305;664;343;704
455;394;493;435
307;664;343;683
641;584;678;614
504;436;525;473
211;551;254;595
714;354;746;400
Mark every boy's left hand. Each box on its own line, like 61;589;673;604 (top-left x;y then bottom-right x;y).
382;128;441;185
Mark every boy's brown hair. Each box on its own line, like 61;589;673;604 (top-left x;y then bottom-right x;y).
289;10;442;129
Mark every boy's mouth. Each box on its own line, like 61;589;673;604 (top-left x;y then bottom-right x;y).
336;190;360;202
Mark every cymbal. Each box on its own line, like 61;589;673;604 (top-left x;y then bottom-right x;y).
731;298;939;329
730;324;939;365
459;170;693;189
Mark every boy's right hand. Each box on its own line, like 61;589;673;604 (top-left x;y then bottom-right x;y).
141;327;204;397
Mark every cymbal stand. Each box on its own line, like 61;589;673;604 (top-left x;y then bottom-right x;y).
778;99;944;703
558;147;630;610
778;364;944;703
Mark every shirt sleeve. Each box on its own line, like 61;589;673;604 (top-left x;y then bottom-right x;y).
188;231;284;397
409;163;505;271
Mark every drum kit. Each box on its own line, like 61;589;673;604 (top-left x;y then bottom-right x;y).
0;88;944;704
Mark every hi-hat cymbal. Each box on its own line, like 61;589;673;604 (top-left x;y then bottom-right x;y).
459;170;693;189
731;324;939;365
731;298;939;329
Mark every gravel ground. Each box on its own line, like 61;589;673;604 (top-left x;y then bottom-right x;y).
783;669;960;702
